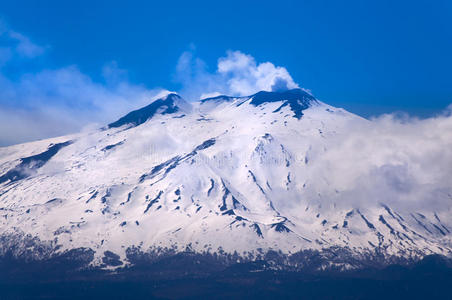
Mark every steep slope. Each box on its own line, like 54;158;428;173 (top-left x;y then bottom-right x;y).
0;88;451;271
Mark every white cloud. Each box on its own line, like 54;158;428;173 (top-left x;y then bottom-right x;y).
0;23;167;146
8;31;46;58
0;65;166;146
218;51;298;95
0;21;46;63
303;107;452;213
175;49;299;100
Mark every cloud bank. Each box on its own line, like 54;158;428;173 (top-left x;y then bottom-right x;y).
175;49;299;100
303;108;452;213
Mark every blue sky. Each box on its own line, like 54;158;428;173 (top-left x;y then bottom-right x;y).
0;0;451;145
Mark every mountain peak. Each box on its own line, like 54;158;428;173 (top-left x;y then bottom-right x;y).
108;93;189;129
249;88;317;119
200;94;239;103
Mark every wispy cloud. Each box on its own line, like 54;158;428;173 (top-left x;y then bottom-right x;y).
174;49;299;100
8;31;46;58
0;24;166;146
0;65;165;146
0;21;47;64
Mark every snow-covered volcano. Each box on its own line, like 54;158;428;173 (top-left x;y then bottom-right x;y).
0;88;451;270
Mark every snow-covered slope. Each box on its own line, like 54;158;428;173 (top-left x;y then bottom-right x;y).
0;89;451;269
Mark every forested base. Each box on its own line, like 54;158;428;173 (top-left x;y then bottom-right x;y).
1;254;451;299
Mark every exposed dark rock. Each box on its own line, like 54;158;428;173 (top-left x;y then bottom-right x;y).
249;89;316;119
108;94;182;128
0;141;72;185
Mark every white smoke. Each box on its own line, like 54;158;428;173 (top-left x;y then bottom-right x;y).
175;49;299;100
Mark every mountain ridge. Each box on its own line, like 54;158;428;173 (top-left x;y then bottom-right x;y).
0;88;450;272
